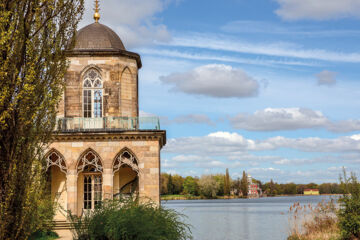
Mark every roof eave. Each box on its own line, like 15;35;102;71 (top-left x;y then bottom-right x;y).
65;49;142;69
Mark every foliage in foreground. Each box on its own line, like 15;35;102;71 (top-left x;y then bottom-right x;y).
0;1;84;239
288;170;360;240
68;198;192;240
338;171;360;239
29;230;58;240
287;200;340;240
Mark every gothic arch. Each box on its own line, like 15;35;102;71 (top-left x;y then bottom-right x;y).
77;148;103;173
80;65;103;79
121;66;132;75
45;149;67;174
112;147;139;174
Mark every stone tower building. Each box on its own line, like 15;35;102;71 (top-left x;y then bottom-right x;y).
45;5;166;220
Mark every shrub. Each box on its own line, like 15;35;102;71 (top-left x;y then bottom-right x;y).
28;230;58;240
338;170;360;239
68;198;192;240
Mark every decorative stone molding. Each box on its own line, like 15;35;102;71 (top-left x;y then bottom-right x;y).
46;150;67;174
77;149;103;173
113;149;139;174
52;131;166;147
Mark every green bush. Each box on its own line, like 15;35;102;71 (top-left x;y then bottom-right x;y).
338;170;360;239
68;198;192;240
28;230;58;240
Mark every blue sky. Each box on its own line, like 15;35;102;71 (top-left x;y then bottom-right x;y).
81;0;360;183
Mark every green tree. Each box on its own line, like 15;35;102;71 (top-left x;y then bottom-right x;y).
240;171;248;198
338;170;360;239
172;175;184;194
183;176;198;195
213;174;225;196
160;173;169;195
198;175;220;199
0;1;84;239
167;174;174;195
224;168;231;196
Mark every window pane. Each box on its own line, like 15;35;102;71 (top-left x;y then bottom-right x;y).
93;90;102;118
83;90;92;118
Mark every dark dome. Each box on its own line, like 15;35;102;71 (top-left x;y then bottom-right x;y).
73;22;125;51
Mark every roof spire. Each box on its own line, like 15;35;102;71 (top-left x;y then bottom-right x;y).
94;0;100;23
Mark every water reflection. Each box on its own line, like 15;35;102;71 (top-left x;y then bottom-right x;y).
163;196;336;240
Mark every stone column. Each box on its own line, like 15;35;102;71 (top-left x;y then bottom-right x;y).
103;169;113;200
66;170;78;216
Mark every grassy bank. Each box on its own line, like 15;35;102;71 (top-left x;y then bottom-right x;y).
161;194;202;200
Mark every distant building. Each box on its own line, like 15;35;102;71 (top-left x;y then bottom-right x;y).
304;189;320;195
247;175;261;198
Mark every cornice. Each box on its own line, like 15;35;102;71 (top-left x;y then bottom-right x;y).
52;130;166;148
65;49;142;69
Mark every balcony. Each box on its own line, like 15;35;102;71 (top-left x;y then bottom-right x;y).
55;117;160;132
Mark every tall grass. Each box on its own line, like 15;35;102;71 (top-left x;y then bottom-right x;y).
288;200;340;240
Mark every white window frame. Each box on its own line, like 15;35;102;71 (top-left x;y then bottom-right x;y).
83;173;102;210
82;69;104;118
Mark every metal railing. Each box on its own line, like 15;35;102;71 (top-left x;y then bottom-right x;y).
55;117;160;132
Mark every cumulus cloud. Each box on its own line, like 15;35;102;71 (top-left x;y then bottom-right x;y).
229;108;360;133
328;120;360;132
163;131;360;155
275;0;360;21
230;108;329;131
316;70;337;86
81;0;172;48
159;64;260;98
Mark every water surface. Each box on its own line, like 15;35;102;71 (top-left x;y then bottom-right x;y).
162;196;335;240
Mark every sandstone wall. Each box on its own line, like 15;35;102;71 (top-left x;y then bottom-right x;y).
48;137;161;215
58;56;139;118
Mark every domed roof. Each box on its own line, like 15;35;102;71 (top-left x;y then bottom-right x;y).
73;22;125;51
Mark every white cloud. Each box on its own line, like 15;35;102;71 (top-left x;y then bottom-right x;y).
139;110;157;117
229;108;360;133
81;0;172;48
328;120;360;133
172;155;214;163
221;20;360;37
163;131;360;155
140;48;320;67
316;70;337;86
275;0;360;21
163;114;215;126
230;108;329;131
160;64;260;98
166;33;360;63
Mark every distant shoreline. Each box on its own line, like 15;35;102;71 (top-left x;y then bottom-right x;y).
161;194;341;201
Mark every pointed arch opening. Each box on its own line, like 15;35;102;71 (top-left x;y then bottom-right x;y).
113;148;139;198
77;149;103;212
45;149;67;220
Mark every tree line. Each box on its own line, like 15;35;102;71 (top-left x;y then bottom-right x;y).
161;170;344;199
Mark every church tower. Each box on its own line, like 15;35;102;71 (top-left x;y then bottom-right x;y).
46;1;166;219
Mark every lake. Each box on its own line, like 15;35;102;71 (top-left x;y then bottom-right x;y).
162;196;337;240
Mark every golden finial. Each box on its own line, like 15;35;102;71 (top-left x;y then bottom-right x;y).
94;0;100;23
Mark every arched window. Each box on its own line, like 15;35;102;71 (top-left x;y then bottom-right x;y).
83;69;103;118
77;149;103;210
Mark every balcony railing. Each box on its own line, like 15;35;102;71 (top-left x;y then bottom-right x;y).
55;117;160;132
